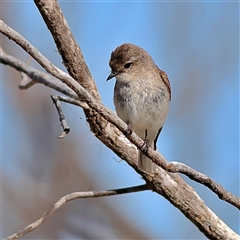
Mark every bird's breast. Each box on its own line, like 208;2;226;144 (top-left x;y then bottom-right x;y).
113;79;170;132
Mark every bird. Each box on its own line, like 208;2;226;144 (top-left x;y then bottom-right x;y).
107;43;171;173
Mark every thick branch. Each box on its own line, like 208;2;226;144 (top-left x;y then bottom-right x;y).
34;0;100;100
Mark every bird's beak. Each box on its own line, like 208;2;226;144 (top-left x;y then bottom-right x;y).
106;71;117;81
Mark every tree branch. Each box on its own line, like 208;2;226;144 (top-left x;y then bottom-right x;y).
1;28;239;211
1;5;239;240
167;162;239;208
34;0;100;100
5;184;149;240
51;94;70;139
0;47;77;99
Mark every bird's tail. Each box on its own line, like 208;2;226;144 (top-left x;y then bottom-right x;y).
138;141;155;174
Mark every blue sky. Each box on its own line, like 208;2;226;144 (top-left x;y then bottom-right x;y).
1;1;239;239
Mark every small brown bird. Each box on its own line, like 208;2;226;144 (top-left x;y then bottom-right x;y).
107;43;171;173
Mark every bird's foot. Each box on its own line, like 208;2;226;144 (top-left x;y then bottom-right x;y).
141;130;150;153
141;138;150;153
124;122;132;136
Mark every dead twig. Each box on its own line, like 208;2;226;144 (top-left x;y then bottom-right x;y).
5;184;149;240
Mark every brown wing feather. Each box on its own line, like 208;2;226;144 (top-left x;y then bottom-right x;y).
153;66;171;149
157;66;171;101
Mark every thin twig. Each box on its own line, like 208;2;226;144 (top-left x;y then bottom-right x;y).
167;162;239;206
51;94;86;107
51;95;70;139
5;184;149;240
18;56;36;89
0;47;77;99
0;47;89;111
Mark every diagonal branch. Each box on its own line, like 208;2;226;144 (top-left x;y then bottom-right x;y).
167;162;239;207
5;184;149;240
0;47;77;99
1;9;239;240
2;46;239;210
34;0;100;100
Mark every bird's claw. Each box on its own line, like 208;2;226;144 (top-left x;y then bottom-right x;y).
124;122;132;136
141;138;150;153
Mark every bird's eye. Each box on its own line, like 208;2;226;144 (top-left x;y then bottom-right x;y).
124;62;132;69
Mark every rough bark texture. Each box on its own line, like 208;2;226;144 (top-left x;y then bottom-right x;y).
34;0;99;100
